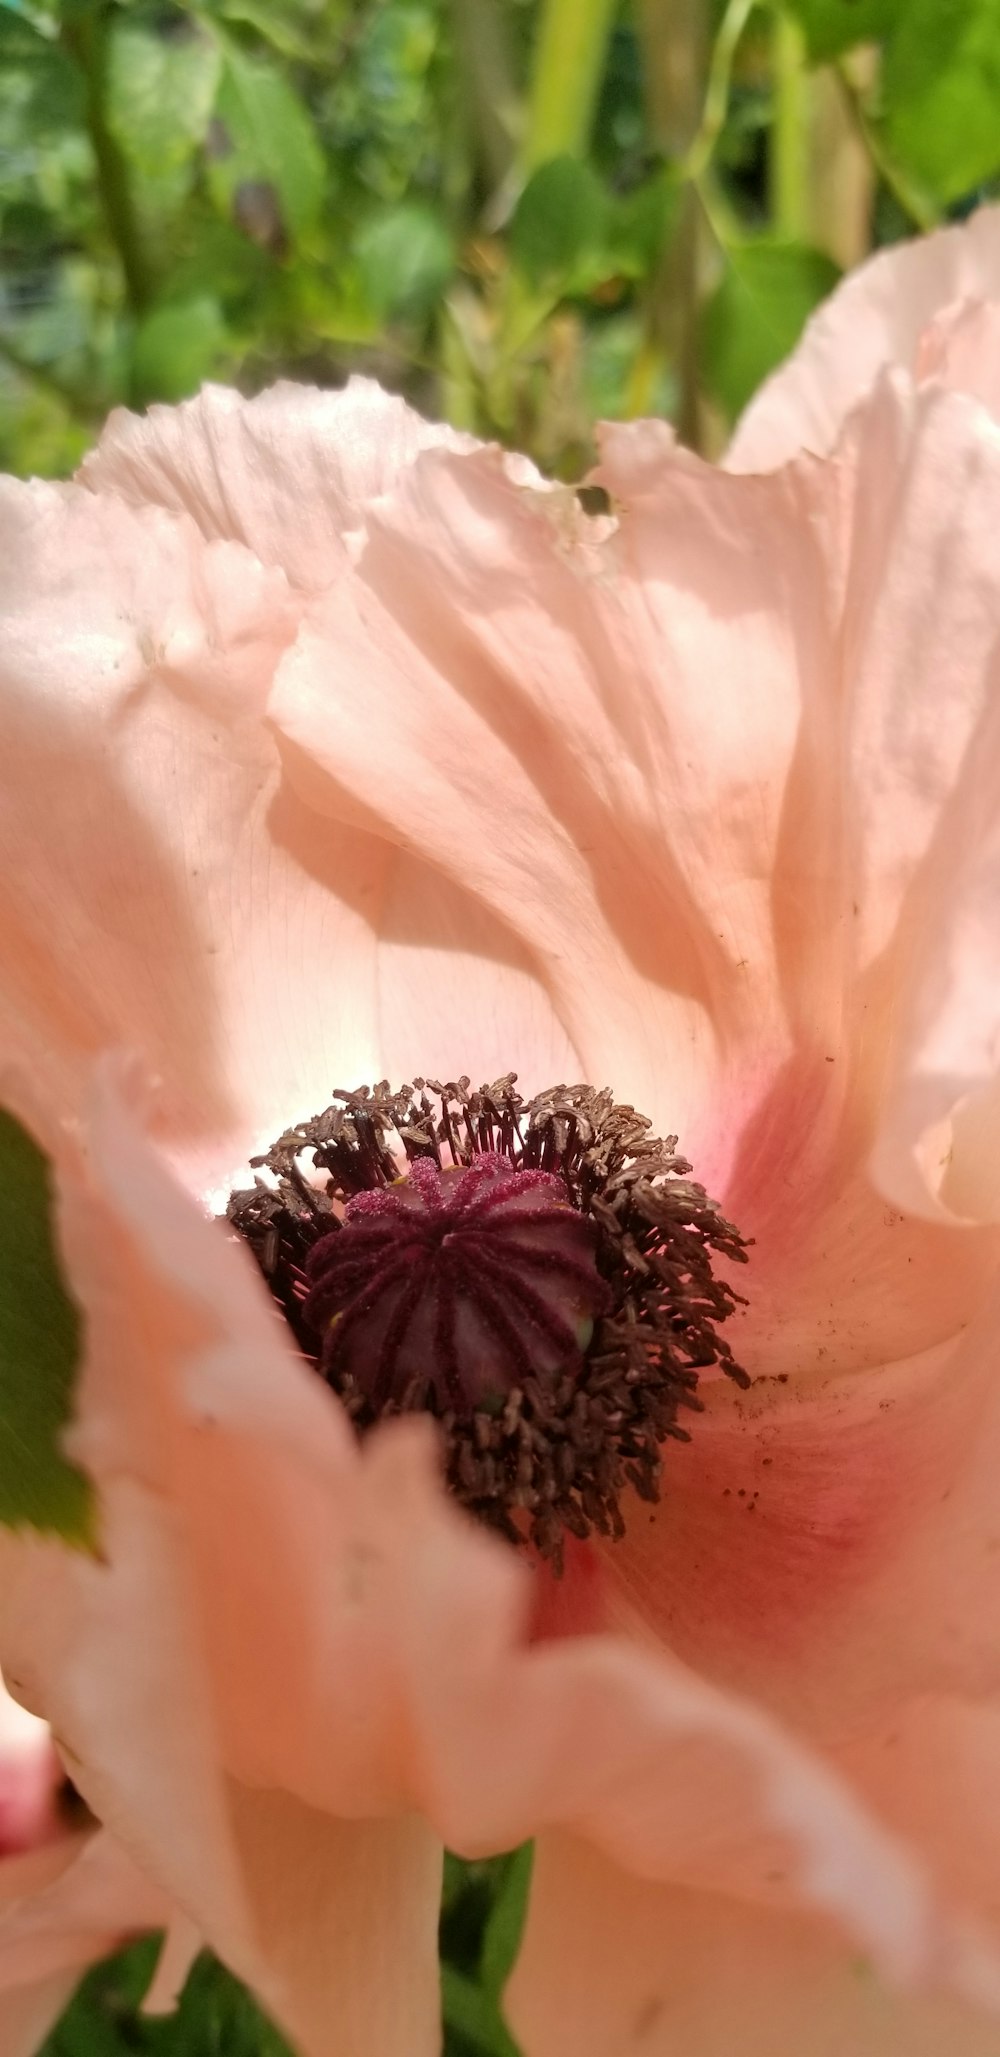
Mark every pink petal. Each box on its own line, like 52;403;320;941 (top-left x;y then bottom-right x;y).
507;1833;1000;2057
597;1306;996;1738
0;1828;168;1990
224;1792;441;2057
0;1680;61;1854
267;429;816;1151
0;1973;81;2057
727;204;1000;471
915;299;1000;420
0;1825;171;2057
78;378;476;591
0;1064;995;2037
268;371;1000;1334
839;1696;1000;1938
0;1060;444;2053
0;470;572;1198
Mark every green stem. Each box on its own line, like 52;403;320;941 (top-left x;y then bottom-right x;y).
449;0;520;197
770;7;808;237
682;0;758;183
635;0;714;449
62;10;153;317
521;0;619;168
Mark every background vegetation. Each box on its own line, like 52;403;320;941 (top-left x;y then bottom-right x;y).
2;0;998;480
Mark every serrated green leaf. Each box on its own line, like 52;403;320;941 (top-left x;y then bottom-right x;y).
105;23;221;176
510;154;608;286
210;43;325;245
883;0;1000;204
780;0;903;61
0;1106;95;1547
702;237;840;421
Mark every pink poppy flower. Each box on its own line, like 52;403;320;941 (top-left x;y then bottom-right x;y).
0;1678;167;2054
3;209;1000;2055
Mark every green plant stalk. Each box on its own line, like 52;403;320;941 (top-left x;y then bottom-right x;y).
682;0;757;183
61;10;154;318
634;0;715;449
770;6;808;239
521;0;619;169
449;0;521;195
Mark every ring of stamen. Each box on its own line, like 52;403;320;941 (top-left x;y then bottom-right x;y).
226;1076;750;1567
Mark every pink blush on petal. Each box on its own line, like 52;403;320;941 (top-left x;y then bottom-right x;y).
599;1334;978;1720
528;1539;609;1644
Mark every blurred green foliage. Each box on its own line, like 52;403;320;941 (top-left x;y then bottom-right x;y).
2;0;999;479
0;1108;94;1547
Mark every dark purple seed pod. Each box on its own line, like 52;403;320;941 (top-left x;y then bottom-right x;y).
303;1153;610;1414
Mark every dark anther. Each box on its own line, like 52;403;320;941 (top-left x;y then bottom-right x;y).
226;1077;749;1567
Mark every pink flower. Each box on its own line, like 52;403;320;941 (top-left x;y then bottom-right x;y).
0;1678;167;2054
3;210;1000;2054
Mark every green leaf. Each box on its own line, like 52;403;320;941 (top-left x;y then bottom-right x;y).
441;1967;521;2057
0;0;57;39
105;23;221;175
40;1938;297;2054
480;1844;533;2000
355;202;454;320
606;163;679;281
131;294;228;404
510;154;608;286
780;0;904;61
171;1951;295;2053
702;237;840;421
215;0;330;64
883;0;1000;203
0;1107;94;1546
210;43;325;245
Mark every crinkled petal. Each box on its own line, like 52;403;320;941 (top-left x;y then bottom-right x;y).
268;426;828;1161
0;471;573;1200
268;374;1000;1354
78;378;476;591
0;1064;994;2035
507;1835;1000;2057
915;299;1000;421
727;205;1000;470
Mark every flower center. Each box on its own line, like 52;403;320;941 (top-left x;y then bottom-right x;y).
226;1076;749;1566
303;1154;608;1415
